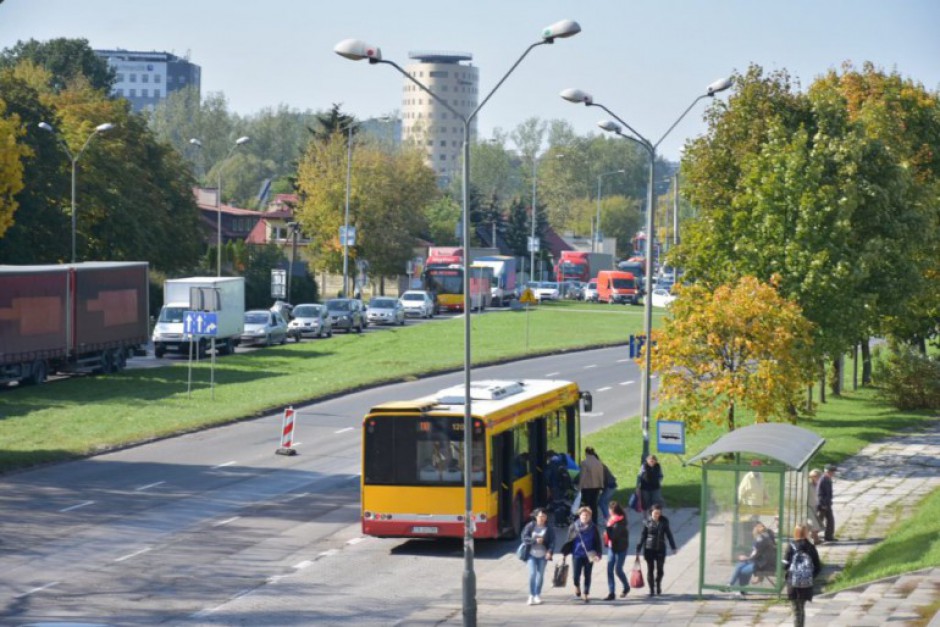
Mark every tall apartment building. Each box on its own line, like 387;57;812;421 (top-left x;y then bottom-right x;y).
401;51;478;184
94;49;201;113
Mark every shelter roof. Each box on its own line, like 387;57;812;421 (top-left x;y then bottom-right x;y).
686;423;824;470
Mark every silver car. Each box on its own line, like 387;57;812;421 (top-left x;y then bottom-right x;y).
241;310;289;346
367;297;405;326
287;303;333;339
399;290;435;318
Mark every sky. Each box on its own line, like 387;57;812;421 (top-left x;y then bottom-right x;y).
2;0;938;161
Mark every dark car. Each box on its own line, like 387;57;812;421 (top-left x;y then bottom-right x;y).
325;298;365;333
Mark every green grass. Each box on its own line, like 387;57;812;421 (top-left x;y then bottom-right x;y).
0;301;661;472
828;485;940;591
586;385;939;510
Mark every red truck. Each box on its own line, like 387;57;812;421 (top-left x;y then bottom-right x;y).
555;251;614;284
0;262;150;386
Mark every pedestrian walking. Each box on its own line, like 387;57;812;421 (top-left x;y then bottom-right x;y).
521;508;556;606
599;462;618;522
727;521;776;593
816;464;837;542
637;454;664;515
806;469;823;544
562;506;603;603
783;524;822;627
604;501;631;600
635;503;677;596
578;447;605;523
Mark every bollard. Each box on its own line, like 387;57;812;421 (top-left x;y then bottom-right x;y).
276;406;298;456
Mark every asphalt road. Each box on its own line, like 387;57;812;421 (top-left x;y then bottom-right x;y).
0;346;647;625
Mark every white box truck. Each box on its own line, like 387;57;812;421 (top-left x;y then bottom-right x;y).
152;276;245;358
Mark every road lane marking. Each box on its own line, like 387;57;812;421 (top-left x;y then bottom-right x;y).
334;427;354;434
317;549;338;559
214;516;240;527
620;380;635;386
292;441;303;447
346;537;366;545
115;547;151;562
284;492;309;502
597;386;612;392
544;372;560;377
136;481;165;491
16;582;59;598
582;412;603;418
616;358;631;363
60;500;95;512
213;461;237;468
583;364;597;369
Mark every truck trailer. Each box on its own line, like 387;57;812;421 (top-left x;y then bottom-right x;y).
472;255;517;306
152;276;245;358
0;262;150;386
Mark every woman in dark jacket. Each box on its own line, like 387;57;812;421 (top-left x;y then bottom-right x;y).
562;506;603;603
604;501;630;600
635;503;676;596
782;524;822;627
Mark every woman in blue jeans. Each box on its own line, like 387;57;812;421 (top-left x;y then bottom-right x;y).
563;506;603;603
604;501;631;600
728;521;776;592
521;508;555;605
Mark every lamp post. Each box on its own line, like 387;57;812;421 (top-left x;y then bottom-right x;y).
594;169;625;253
286;221;300;303
336;20;580;625
191;136;251;276
561;77;733;463
38;121;115;263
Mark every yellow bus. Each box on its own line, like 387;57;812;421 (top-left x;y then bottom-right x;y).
361;379;592;539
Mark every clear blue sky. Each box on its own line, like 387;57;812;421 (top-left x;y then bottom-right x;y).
2;0;937;160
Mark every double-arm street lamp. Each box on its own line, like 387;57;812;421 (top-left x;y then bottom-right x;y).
335;19;580;625
560;77;733;463
594;169;625;253
190;136;251;276
38;121;115;263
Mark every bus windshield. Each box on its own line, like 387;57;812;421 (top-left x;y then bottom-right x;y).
425;268;463;295
364;415;485;486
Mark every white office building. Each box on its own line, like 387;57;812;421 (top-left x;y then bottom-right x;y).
95;49;201;113
401;51;478;184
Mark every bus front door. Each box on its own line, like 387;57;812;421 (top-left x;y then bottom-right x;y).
530;418;548;507
493;432;514;535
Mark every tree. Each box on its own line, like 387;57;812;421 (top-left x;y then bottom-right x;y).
0;38;114;92
0;98;28;239
648;276;816;432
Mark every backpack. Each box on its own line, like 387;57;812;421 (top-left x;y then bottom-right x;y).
788;542;814;588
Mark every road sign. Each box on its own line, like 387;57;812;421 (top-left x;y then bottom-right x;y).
657;420;686;454
527;236;540;252
271;269;286;299
519;288;538;305
184;311;219;336
339;225;356;246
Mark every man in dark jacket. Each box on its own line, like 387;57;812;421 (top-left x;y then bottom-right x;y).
815;465;837;542
637;455;664;515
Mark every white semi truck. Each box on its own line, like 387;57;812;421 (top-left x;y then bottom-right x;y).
152;276;245;358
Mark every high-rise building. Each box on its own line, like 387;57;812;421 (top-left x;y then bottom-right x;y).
401;51;478;184
94;49;201;113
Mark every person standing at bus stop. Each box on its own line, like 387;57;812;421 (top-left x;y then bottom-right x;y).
638;455;664;516
578;447;605;523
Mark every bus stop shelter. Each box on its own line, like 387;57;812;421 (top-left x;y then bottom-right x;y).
685;423;825;596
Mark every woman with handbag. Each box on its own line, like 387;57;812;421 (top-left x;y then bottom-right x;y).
562;506;603;603
604;501;631;600
635;503;677;597
521;508;555;606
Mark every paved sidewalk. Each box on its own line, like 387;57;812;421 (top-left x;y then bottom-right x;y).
403;419;940;626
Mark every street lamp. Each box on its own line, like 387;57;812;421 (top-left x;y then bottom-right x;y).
190;136;251;276
38;121;115;263
286;221;300;303
561;76;733;463
336;19;580;625
594;169;625;253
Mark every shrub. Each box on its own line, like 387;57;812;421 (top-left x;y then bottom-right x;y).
873;341;940;410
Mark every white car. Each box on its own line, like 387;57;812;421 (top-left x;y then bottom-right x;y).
367;297;406;326
648;288;677;308
400;290;435;318
582;279;598;302
527;281;560;301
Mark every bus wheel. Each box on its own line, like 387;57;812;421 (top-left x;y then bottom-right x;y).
511;495;524;538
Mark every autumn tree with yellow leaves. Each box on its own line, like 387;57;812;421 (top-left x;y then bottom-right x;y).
648;276;816;433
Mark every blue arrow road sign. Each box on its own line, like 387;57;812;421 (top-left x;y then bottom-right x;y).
184;311;218;336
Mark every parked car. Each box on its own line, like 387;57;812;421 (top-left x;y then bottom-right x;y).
582;279;598;302
287;303;333;339
367;297;405;326
561;281;584;300
241;309;289;346
325;298;365;333
528;281;560;301
648;288;677;308
270;300;293;321
400;290;435;318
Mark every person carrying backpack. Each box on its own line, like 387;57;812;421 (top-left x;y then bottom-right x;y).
782;524;822;627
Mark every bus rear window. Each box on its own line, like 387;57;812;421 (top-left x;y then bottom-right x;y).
364;415;485;486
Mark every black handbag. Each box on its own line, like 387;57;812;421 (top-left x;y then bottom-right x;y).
552;557;569;587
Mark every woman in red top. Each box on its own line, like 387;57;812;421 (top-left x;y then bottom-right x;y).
604;501;631;600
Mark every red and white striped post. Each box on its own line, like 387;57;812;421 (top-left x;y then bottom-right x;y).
276;406;298;456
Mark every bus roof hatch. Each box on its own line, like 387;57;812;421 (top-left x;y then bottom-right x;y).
435;380;526;405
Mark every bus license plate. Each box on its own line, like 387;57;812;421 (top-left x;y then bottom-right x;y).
412;526;438;534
